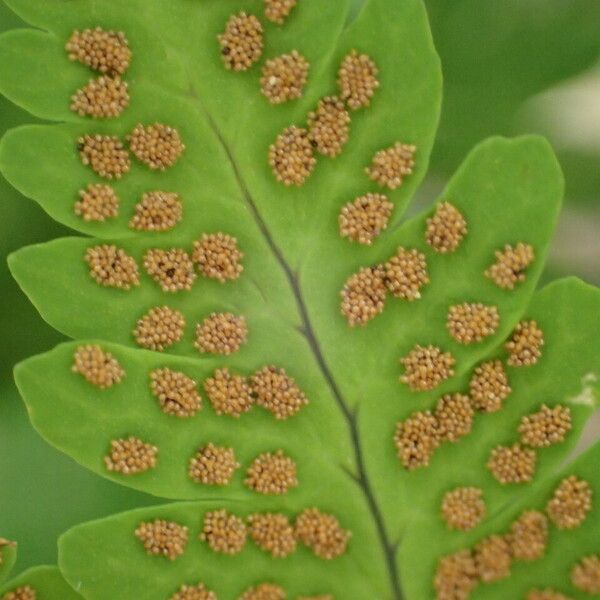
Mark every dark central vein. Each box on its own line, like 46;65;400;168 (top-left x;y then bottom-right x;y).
200;109;404;600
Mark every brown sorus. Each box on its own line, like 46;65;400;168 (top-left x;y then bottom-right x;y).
486;243;534;290
250;365;308;419
487;444;537;484
203;368;254;417
337;49;379;110
394;411;440;470
85;244;139;290
261;51;309;104
399;345;455;391
133;305;186;351
340;265;387;326
339;193;393;245
188;443;239;486
200;509;247;555
194;313;248;355
104;436;158;475
129;191;182;232
441;487;486;531
72;344;125;389
245;450;298;495
366;142;416;189
143;248;196;292
192;233;244;282
66;27;131;75
150;368;202;418
218;12;263;71
77;134;130;179
546;475;592;529
506;320;544;367
134;519;188;560
469;360;511;413
384;247;429;301
71;75;129;118
294;508;351;560
269;126;316;186
74;183;119;221
426;202;468;253
127;123;185;170
248;512;297;558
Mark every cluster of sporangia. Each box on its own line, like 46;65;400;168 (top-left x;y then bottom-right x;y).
132;507;348;598
72;344;308;490
435;473;595;600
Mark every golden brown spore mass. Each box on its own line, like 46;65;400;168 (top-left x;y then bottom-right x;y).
546;475;592;529
399;345;455;391
129;191;182;232
441;487;486;531
133;305;185;351
127;123;185;170
487;444;536;484
435;393;474;442
74;183;119;222
85;244;140;290
486;242;535;290
238;584;285;600
135;519;188;560
307;96;351;158
245;450;298;495
143;248;196;292
188;443;239;486
250;366;308;419
434;550;478;600
340;265;387;326
150;368;202;418
265;0;297;24
66;27;131;75
168;583;217;600
194;313;248;355
571;555;600;594
426;202;468;253
519;405;572;448
72;344;124;389
294;508;351;560
506;320;544;367
269;126;316;186
248;513;297;557
384;247;429;301
474;535;512;583
218;12;263;71
337;49;379;110
394;411;440;470
339;193;393;245
446;303;500;344
192;233;244;282
104;436;158;475
366;142;416;189
71;75;129;119
469;360;511;413
200;509;247;555
78;134;130;179
203;368;254;417
261;51;309;104
507;510;548;562
527;590;573;600
1;586;36;600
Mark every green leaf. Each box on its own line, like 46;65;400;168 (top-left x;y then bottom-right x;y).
0;540;17;584
2;1;600;599
0;565;81;599
400;435;600;600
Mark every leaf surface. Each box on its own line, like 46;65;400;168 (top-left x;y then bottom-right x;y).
1;1;600;599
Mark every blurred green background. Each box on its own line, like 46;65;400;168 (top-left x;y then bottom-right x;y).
1;0;599;575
